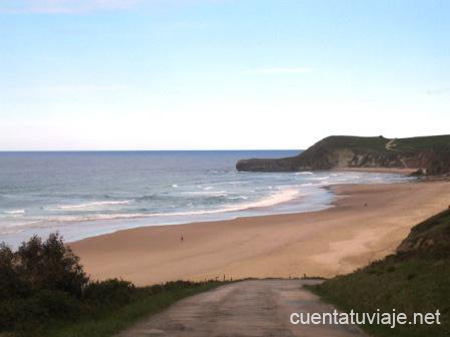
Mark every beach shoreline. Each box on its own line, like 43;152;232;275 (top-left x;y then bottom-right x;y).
70;180;450;286
333;167;418;174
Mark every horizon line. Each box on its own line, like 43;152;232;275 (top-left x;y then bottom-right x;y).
0;149;302;153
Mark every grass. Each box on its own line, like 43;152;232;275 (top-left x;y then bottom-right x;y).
310;258;450;337
237;134;450;172
44;281;225;337
316;135;390;154
309;209;450;337
394;135;450;153
318;135;450;154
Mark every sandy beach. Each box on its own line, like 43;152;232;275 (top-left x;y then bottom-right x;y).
70;180;450;286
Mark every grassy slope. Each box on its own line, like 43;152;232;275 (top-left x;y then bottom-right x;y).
45;281;224;337
394;135;450;152
312;134;450;154
310;209;450;337
312;136;390;153
236;134;450;172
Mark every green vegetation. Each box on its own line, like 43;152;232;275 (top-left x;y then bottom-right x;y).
236;134;450;173
394;135;450;153
315;134;450;152
45;281;222;337
313;135;391;154
309;134;450;155
0;234;224;337
310;209;450;337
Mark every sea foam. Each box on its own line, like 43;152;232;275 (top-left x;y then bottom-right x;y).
53;200;132;210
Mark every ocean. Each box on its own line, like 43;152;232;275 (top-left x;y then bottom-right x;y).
0;151;409;247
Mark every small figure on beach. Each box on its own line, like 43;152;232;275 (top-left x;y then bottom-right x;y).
180;235;184;243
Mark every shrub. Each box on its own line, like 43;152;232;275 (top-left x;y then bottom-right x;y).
84;279;136;306
0;243;24;300
0;299;18;330
0;233;223;336
16;233;89;297
0;233;88;333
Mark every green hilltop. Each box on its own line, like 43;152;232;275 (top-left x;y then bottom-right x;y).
236;134;450;175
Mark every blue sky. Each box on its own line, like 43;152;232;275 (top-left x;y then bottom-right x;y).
1;0;449;150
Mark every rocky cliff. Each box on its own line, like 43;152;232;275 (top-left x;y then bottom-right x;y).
236;135;450;175
397;208;450;254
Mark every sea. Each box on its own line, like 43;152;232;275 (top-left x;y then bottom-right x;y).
0;151;410;247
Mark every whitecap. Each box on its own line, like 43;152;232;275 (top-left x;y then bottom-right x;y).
3;209;25;215
81;188;302;219
182;190;228;197
312;176;330;181
227;196;249;200
52;200;132;210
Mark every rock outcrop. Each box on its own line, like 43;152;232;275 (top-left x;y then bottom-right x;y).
397;209;450;254
236;135;450;175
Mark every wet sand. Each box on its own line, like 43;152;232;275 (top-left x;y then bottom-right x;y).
71;180;450;286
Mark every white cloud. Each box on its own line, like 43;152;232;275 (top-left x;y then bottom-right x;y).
247;67;313;75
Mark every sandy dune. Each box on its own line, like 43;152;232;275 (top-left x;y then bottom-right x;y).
116;279;368;337
71;181;450;286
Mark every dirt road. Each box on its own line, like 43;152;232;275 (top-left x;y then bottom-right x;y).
117;280;368;337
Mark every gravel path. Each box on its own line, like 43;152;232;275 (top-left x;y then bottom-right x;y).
117;279;368;337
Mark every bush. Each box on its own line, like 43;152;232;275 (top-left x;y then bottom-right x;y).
0;290;81;333
84;279;136;306
20;290;80;322
0;233;224;336
0;299;18;330
0;233;88;333
0;243;24;300
16;233;88;297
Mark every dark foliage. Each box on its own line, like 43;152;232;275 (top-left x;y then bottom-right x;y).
0;243;24;300
426;146;450;176
83;279;135;306
0;233;223;336
0;234;124;334
15;234;89;298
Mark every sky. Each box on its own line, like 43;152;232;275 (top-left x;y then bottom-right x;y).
0;0;449;150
